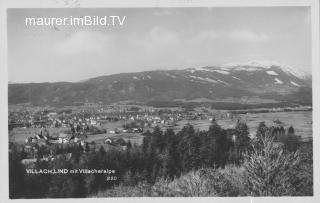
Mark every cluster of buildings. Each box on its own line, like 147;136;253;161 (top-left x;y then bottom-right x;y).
9;104;224;131
24;128;87;145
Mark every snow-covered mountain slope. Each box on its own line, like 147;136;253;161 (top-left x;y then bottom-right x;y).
220;60;309;79
8;61;312;106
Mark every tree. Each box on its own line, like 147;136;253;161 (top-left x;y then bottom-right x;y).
9;147;26;198
151;126;166;153
253;122;268;150
177;124;197;172
85;142;90;153
282;126;300;152
48;174;87;198
234;120;251;162
207;119;230;168
23;160;51;198
256;122;268;140
71;144;83;164
243;130;301;196
142;135;151;155
165;129;181;179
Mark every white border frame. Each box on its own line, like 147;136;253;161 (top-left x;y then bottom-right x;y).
0;0;319;203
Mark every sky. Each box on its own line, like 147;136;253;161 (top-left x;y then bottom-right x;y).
7;7;311;83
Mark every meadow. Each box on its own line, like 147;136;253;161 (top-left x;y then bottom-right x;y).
175;111;312;138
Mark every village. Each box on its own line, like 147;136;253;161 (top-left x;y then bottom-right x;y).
9;102;311;130
8;103;312;167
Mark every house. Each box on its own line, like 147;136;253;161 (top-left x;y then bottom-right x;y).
58;133;74;144
21;158;37;165
104;138;127;148
25;137;33;143
47;112;57;117
80;140;86;146
24;145;34;152
58;133;67;143
104;138;113;144
132;128;143;133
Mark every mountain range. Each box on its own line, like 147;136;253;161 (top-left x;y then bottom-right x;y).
8;61;312;108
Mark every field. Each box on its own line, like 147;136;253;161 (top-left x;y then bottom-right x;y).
85;132;144;145
174;111;312;138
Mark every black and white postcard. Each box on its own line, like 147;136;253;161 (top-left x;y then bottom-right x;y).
0;0;319;202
